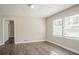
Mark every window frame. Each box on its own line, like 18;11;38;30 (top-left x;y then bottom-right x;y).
53;14;79;39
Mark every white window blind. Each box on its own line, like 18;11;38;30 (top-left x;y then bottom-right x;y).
63;15;79;37
53;14;79;38
53;19;62;36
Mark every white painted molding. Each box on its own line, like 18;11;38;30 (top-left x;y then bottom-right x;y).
0;43;4;46
47;40;79;54
15;40;45;44
2;17;16;44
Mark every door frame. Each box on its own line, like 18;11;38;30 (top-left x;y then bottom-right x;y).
2;17;16;44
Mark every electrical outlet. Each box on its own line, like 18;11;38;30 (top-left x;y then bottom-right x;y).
24;40;28;41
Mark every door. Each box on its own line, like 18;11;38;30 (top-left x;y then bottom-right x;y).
3;18;15;44
3;20;9;43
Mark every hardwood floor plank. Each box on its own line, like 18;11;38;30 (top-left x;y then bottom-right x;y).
0;41;78;55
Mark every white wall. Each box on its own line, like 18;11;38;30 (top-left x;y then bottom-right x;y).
14;16;45;43
46;5;79;54
0;16;45;45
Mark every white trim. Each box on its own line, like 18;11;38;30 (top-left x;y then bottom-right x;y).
0;43;4;46
47;40;79;54
2;17;16;44
15;40;45;44
2;18;4;44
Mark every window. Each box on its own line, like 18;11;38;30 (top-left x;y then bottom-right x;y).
53;14;79;38
63;15;79;37
53;19;62;36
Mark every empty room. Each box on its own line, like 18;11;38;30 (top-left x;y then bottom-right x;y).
0;4;79;55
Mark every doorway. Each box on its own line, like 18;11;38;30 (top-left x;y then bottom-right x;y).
3;20;15;44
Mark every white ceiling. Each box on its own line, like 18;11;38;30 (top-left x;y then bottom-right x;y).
0;4;75;18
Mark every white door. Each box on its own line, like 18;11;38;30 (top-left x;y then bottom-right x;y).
3;20;9;42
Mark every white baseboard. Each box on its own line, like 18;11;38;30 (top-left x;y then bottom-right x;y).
47;40;79;54
0;43;4;46
15;40;45;44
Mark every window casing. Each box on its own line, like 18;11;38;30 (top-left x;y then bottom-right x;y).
53;14;79;38
53;19;63;36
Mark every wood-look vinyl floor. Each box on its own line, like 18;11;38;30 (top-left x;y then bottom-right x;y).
0;41;78;55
